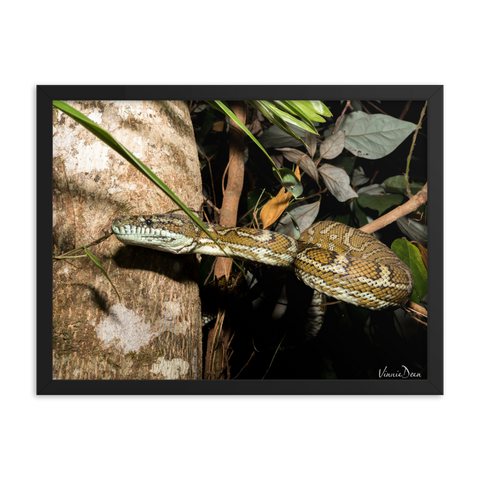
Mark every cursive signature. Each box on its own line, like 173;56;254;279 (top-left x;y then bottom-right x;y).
379;365;421;379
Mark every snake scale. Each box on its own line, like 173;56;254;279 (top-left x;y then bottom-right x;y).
111;214;414;314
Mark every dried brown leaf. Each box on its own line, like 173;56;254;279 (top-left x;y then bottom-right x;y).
260;166;301;228
212;121;224;132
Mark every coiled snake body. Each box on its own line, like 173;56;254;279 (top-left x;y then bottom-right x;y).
112;214;414;313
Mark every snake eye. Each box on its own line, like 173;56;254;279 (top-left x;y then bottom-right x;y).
146;219;152;226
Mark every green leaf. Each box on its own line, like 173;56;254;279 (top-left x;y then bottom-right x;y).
258;124;307;149
248;101;308;146
288;213;302;239
333;212;351;225
357;193;403;215
263;102;318;135
391;239;427;303
409;182;424;196
276;167;303;198
84;247;121;300
307;100;332;117
292;100;332;122
382;175;408;194
325;112;417;159
259;101;318;134
396;216;428;245
383;176;425;197
271;101;317;131
276;201;321;238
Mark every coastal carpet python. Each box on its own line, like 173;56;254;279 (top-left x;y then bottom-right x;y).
112;214;414;332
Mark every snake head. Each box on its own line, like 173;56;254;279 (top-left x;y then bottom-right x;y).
111;214;197;254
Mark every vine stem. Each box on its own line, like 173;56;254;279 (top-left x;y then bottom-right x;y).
214;101;247;280
405;100;428;194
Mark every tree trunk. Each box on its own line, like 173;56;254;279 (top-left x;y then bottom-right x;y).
205;101;247;379
52;100;203;379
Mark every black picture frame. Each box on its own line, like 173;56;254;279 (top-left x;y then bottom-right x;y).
38;85;443;395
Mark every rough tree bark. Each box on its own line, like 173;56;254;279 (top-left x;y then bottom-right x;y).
52;100;203;379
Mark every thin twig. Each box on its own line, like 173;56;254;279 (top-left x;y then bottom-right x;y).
399;101;412;120
262;332;287;379
405;100;428;194
366;101;388;115
359;183;428;234
357;100;371;114
233;351;255;379
203;195;221;214
407;301;428;317
405;303;428;326
53;232;112;260
369;169;379;185
333;101;351;135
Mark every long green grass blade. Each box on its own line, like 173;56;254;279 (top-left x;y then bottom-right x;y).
84;246;121;300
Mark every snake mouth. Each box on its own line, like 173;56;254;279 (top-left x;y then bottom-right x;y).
112;224;178;246
111;218;195;254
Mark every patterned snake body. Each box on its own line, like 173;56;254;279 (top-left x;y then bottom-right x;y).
112;213;414;311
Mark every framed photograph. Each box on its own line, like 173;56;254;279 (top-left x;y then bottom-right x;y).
38;85;443;394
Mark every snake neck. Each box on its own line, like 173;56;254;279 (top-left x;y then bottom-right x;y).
194;224;298;269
